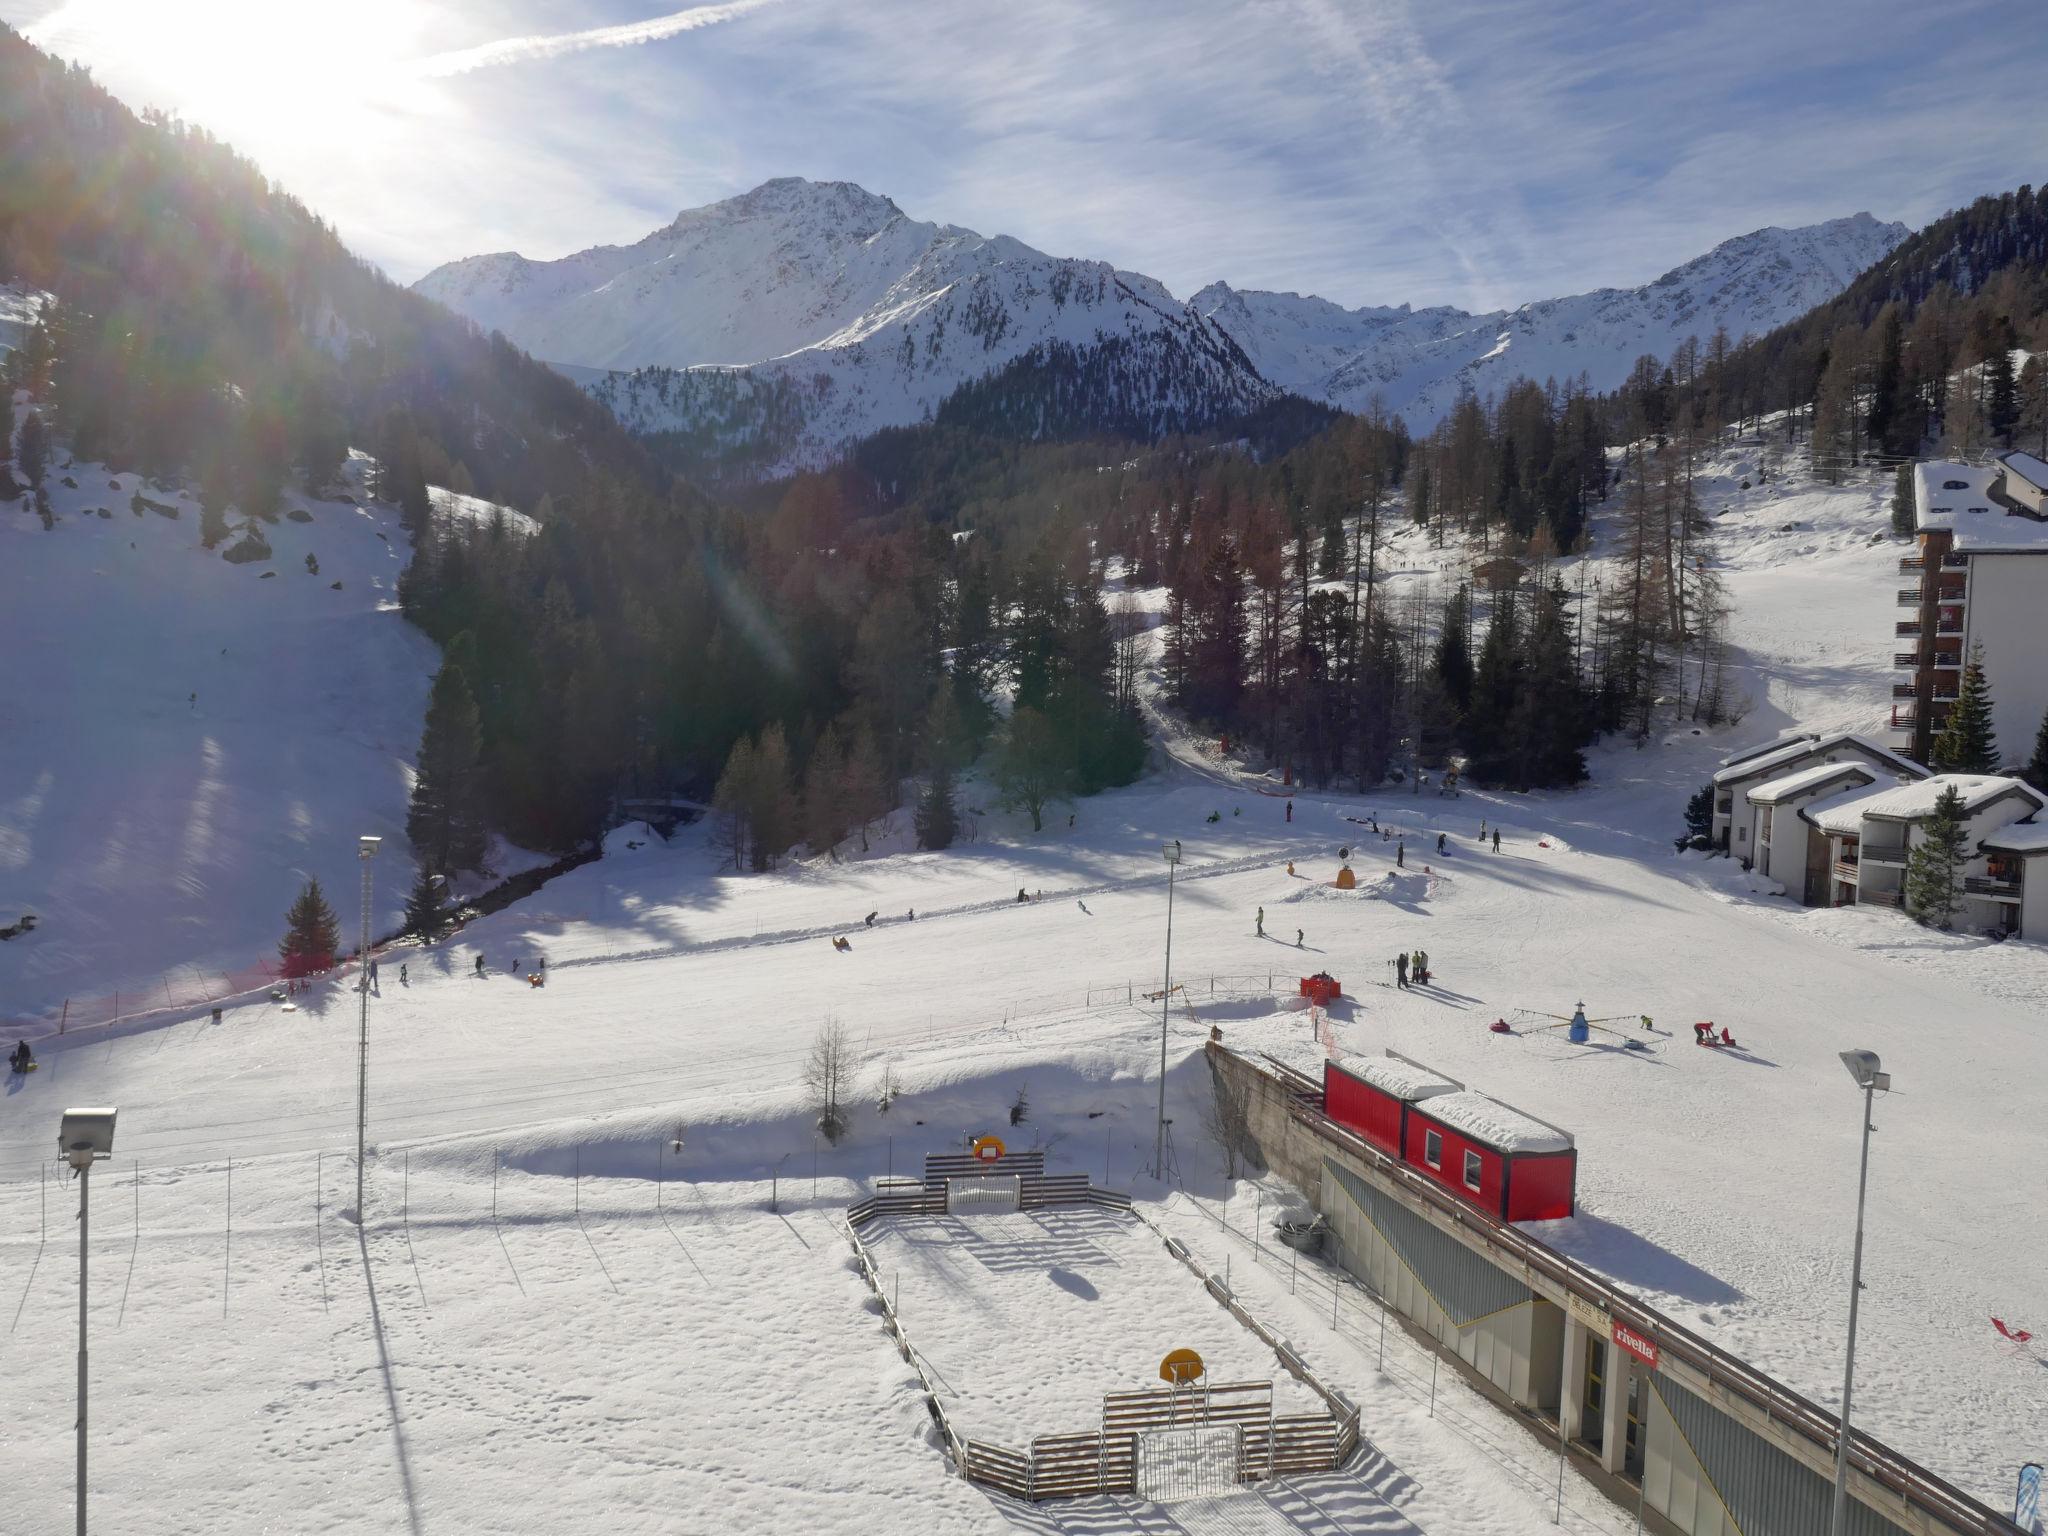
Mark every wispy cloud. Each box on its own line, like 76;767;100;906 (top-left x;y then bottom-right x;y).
412;0;781;79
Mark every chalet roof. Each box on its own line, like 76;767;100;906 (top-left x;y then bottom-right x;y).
1981;820;2048;855
1855;774;2041;821
1716;732;1818;772
1710;732;1925;787
1334;1054;1459;1103
1411;1091;1573;1155
1803;783;1893;835
1747;761;1875;805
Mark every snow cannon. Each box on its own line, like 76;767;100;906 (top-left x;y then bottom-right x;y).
1335;865;1357;891
1567;1003;1590;1045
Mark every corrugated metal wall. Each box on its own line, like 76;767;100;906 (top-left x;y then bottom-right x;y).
1322;1157;1559;1406
1648;1374;1913;1536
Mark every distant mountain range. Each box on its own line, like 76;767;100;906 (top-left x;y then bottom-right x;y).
415;181;1907;472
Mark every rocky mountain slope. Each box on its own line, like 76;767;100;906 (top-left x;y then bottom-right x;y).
417;183;1903;468
1192;214;1908;426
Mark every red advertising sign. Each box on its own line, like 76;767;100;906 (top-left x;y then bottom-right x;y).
1611;1319;1660;1370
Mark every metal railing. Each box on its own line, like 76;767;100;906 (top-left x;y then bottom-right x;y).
1244;1050;2023;1536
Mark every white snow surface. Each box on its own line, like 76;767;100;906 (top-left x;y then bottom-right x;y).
1746;759;1876;803
0;446;467;1025
0;283;48;354
1335;1052;1460;1103
1407;1091;1572;1155
3;437;2045;1531
1190;214;1907;428
1854;773;2037;820
1804;782;1894;835
1981;821;2048;852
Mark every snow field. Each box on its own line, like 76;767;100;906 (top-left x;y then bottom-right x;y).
858;1205;1324;1445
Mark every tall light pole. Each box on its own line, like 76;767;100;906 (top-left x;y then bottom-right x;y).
62;1107;117;1536
1153;841;1180;1180
1831;1049;1890;1536
355;835;380;1217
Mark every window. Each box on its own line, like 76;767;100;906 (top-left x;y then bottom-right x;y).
1943;480;1968;490
1737;827;1747;843
1463;1150;1483;1191
1424;1129;1442;1168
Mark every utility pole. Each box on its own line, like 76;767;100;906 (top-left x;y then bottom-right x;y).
1153;842;1180;1180
356;836;380;1216
61;1108;116;1536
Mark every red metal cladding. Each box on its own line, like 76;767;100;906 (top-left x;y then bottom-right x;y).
1322;1061;1403;1157
1402;1104;1577;1222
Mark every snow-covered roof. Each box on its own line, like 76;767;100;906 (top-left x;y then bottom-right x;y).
1711;732;1924;787
1716;732;1817;772
1915;459;2048;551
1980;820;2048;855
2001;450;2048;495
1335;1054;1459;1103
1747;761;1875;805
1802;783;1893;835
1412;1091;1573;1155
1856;774;2042;821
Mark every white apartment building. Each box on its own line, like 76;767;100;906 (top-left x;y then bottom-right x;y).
1894;452;2048;765
1708;732;1924;857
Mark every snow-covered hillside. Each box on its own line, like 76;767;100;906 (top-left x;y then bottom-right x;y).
416;178;1276;473
1193;214;1907;427
0;436;532;1028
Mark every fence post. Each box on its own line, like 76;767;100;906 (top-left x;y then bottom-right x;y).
656;1139;663;1212
1428;1351;1439;1418
223;1157;232;1319
403;1149;409;1226
574;1145;580;1216
59;998;68;1034
493;1150;499;1221
41;1160;47;1241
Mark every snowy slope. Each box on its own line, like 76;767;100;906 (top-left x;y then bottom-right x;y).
0;437;534;1027
1192;214;1908;427
415;178;1276;471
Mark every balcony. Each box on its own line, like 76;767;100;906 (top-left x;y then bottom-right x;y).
1933;652;1962;669
1964;875;2022;901
1896;589;1921;607
1889;703;1916;728
1935;618;1964;634
1893;651;1921;669
1861;845;1908;867
1937;583;1967;602
1943;552;1970;568
1861;889;1902;910
1898;556;1924;573
1893;682;1916;699
1895;620;1921;637
1833;859;1860;884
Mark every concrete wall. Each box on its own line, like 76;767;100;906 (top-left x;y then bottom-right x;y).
1962;553;2048;770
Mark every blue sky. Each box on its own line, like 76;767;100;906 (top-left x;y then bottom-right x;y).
9;0;2047;311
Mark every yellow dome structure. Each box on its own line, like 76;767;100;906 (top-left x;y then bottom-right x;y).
1334;864;1357;890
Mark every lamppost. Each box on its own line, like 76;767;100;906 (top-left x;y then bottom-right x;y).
1152;841;1180;1180
1830;1049;1891;1536
61;1106;117;1536
355;835;380;1217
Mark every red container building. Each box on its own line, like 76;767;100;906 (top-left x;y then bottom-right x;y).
1323;1053;1461;1158
1402;1091;1577;1222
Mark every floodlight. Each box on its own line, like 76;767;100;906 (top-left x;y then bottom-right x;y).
358;835;382;857
1837;1049;1889;1092
59;1107;117;1169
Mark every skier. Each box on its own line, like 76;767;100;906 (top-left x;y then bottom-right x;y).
1416;949;1430;986
1285;801;1292;823
400;963;408;986
474;954;486;976
1017;888;1029;904
864;911;877;927
369;958;379;984
1286;860;1296;877
1395;953;1408;989
1370;816;1378;833
1174;839;1182;859
1480;818;1487;839
1396;841;1405;868
907;908;915;921
211;1007;222;1024
1255;906;1265;937
1492;828;1501;852
1295;928;1304;948
1436;832;1446;855
10;1040;32;1073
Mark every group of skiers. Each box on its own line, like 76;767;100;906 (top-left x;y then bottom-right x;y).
1394;949;1431;989
8;1040;31;1074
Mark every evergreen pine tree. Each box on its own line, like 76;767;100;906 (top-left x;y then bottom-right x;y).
1929;644;1998;773
802;723;850;859
914;766;959;851
1986;339;2019;446
1904;785;1969;930
279;879;341;978
991;706;1070;832
1890;463;1915;539
2026;705;2048;793
1431;586;1474;713
1681;784;1715;850
403;867;446;943
406;662;491;875
745;723;797;871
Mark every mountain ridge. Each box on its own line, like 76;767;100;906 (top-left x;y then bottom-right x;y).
414;179;1906;467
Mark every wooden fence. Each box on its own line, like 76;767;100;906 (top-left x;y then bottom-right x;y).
841;1172;1358;1502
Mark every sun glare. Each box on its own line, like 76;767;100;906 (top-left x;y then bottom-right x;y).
27;0;436;159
